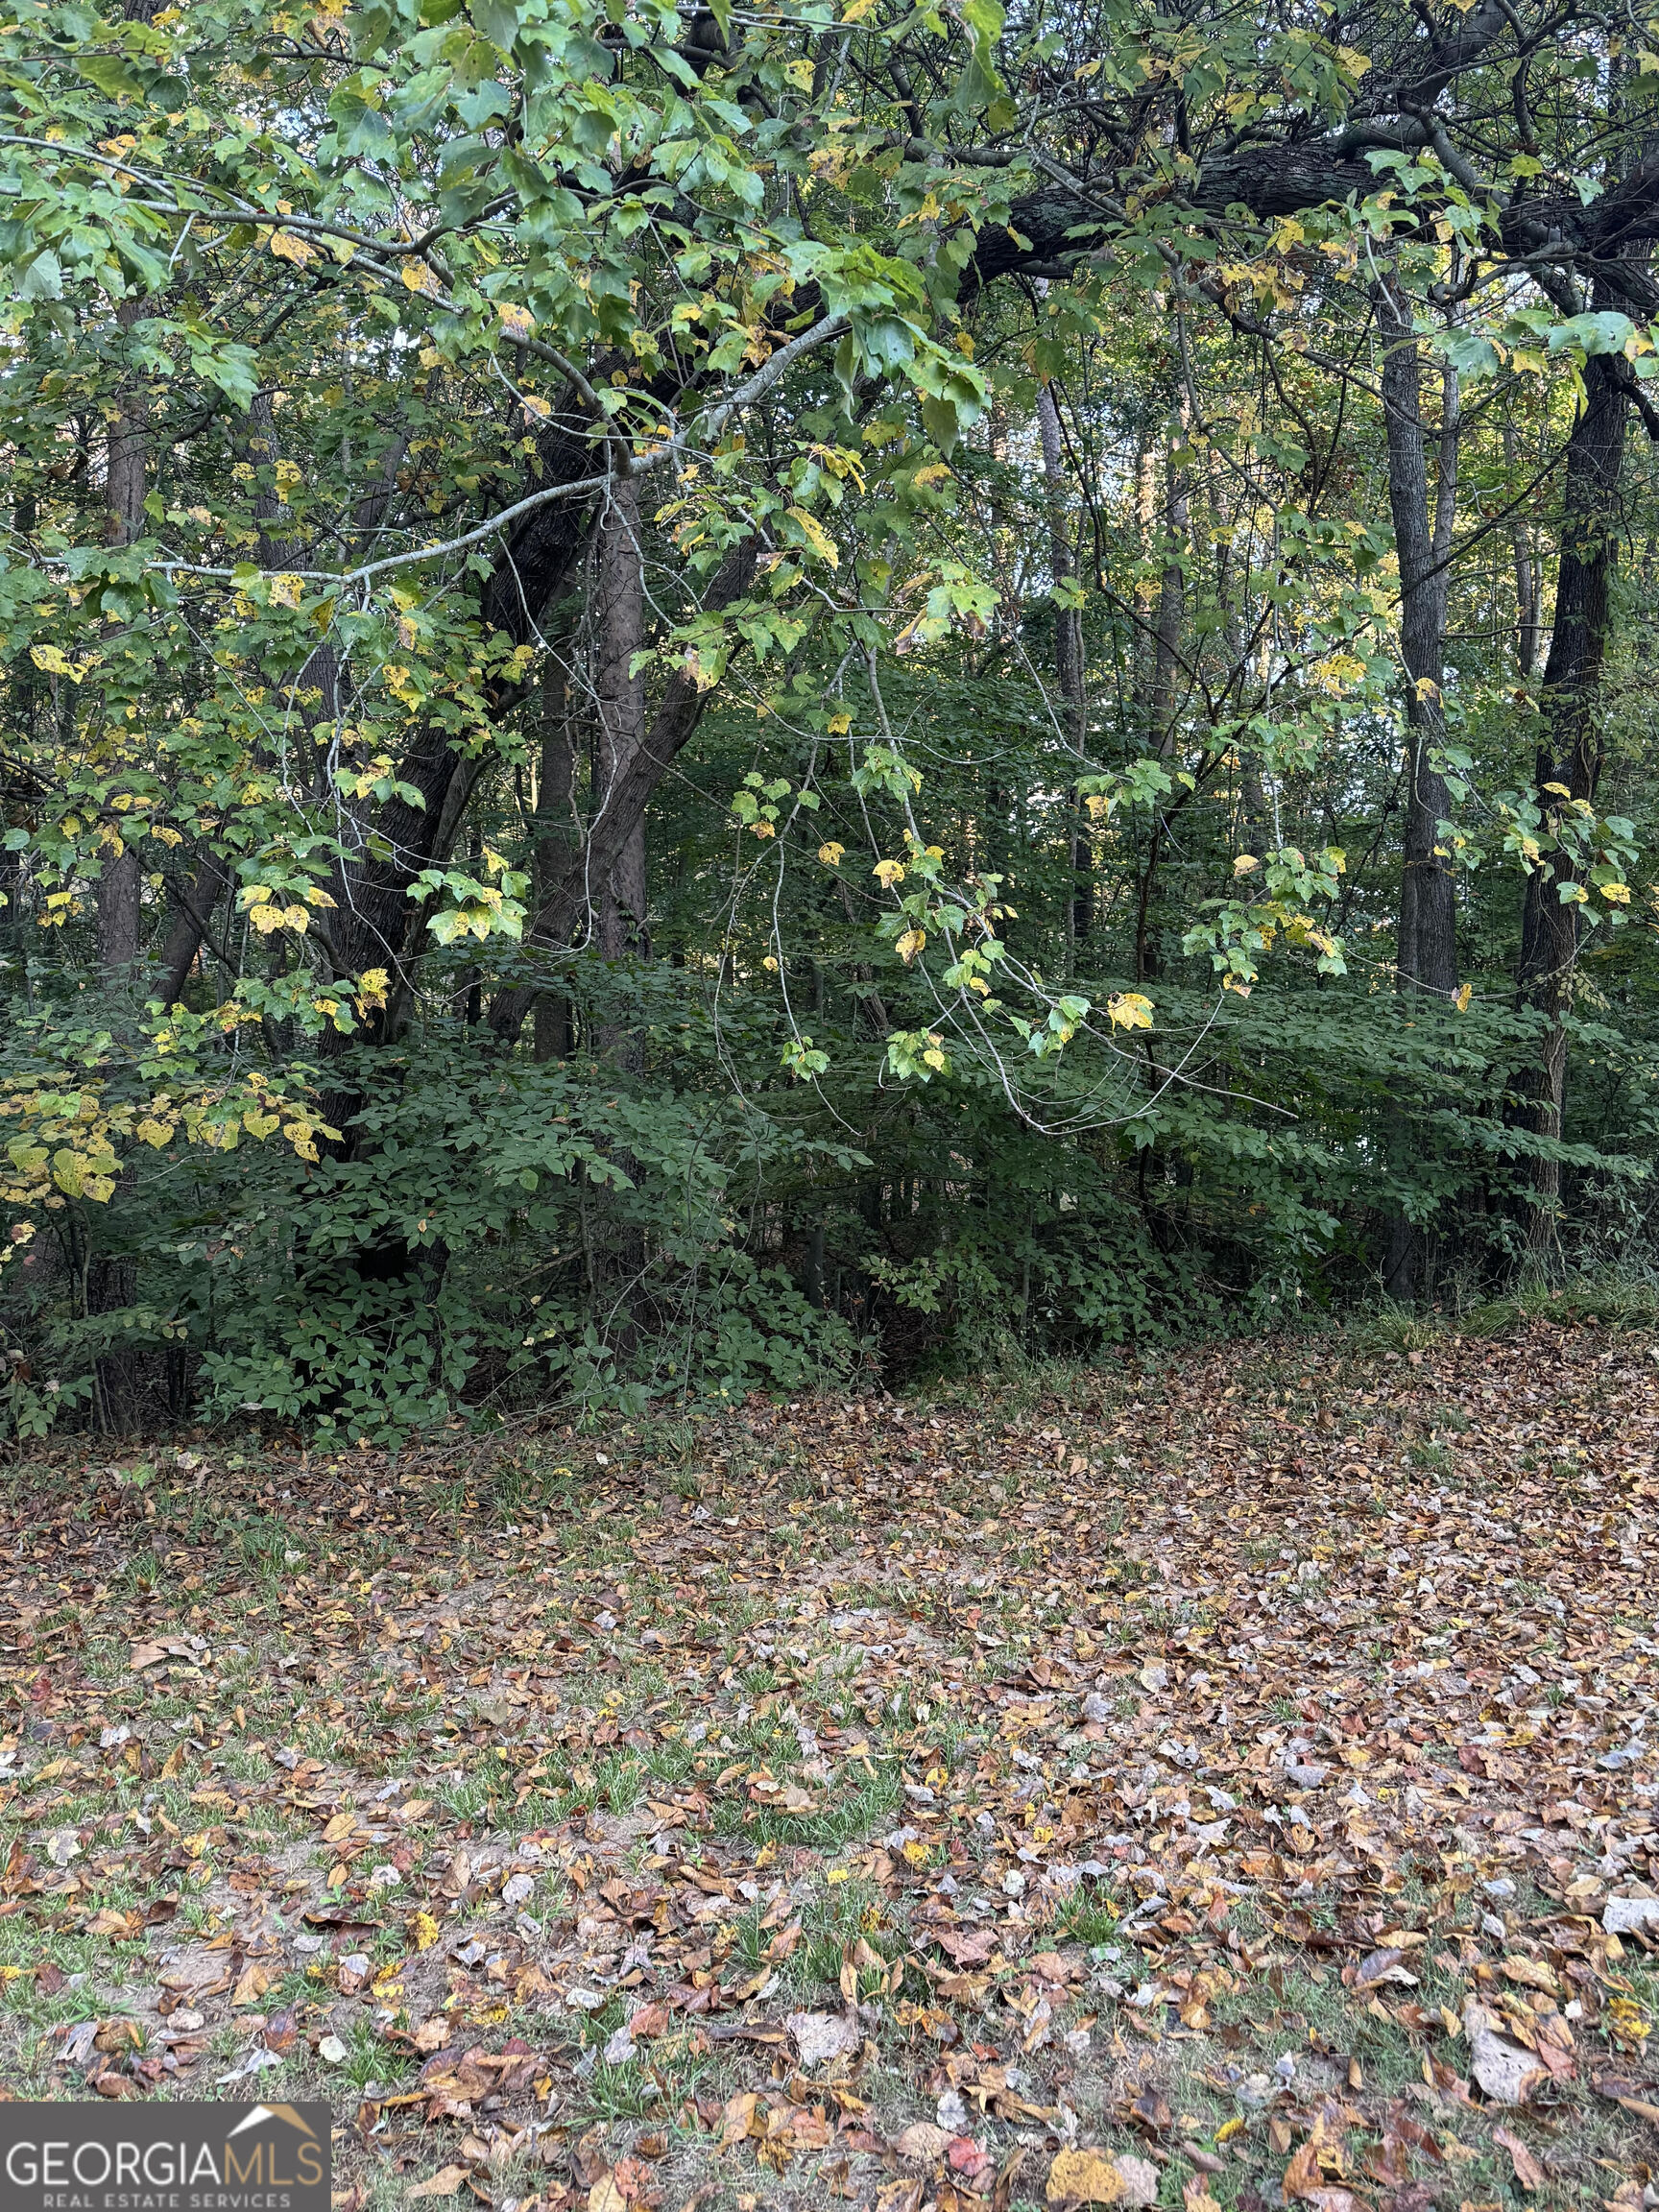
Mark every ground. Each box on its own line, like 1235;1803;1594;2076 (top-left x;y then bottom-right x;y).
1;1309;1656;2212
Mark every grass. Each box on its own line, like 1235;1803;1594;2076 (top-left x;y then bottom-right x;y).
1;1312;1654;2210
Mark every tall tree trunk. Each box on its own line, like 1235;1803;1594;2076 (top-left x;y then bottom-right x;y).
1516;346;1628;1265
1503;416;1541;677
1036;385;1091;955
156;853;229;1006
1131;435;1156;737
1375;273;1461;1302
489;536;759;1043
97;298;147;984
533;652;579;1062
594;479;648;1069
1134;408;1189;982
1376;273;1459;1000
1148;422;1188;756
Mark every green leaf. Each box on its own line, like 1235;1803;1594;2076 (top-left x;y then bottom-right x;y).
77;53;144;99
17;250;61;301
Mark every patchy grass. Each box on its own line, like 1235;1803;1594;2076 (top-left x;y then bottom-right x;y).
0;1314;1655;2209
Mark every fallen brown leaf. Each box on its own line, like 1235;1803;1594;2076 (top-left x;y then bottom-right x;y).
1491;2126;1545;2193
405;2169;469;2202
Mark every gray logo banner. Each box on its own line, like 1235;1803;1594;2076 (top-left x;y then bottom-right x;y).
0;2101;330;2212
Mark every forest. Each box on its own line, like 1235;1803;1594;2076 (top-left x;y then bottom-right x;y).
3;0;1659;1442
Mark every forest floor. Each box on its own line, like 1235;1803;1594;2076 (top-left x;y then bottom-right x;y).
0;1314;1656;2212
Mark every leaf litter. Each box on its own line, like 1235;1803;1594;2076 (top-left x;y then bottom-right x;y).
0;1316;1655;2210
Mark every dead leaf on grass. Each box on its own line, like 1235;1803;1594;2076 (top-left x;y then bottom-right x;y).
1112;2157;1160;2209
1491;2126;1545;2192
1282;2140;1324;2200
1354;1946;1418;1987
787;2009;860;2068
405;2169;469;2202
894;2121;954;2163
1463;2000;1547;2106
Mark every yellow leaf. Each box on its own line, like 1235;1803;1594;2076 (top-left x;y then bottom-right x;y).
1046;2147;1123;2204
1601;881;1631;902
895;927;926;963
818;842;845;867
786;505;839;567
873;859;905;889
1234;853;1260;875
269;228;316;266
494;301;534;340
1454;983;1472;1011
1107;991;1154;1031
50;1150;86;1198
231;1960;272;2008
409;1910;441;1952
401;259;443;298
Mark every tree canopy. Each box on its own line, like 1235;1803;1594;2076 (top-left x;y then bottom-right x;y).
2;0;1657;1440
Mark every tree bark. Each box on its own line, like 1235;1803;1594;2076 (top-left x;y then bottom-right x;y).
1376;272;1460;1000
1375;273;1462;1302
324;408;599;1011
489;534;758;1042
1037;384;1091;954
97;297;146;985
1133;409;1189;983
1149;402;1190;757
595;478;649;974
1503;416;1541;677
156;852;229;1006
1515;346;1628;1264
532;651;579;1061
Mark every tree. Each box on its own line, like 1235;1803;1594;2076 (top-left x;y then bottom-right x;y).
1;0;1655;1438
